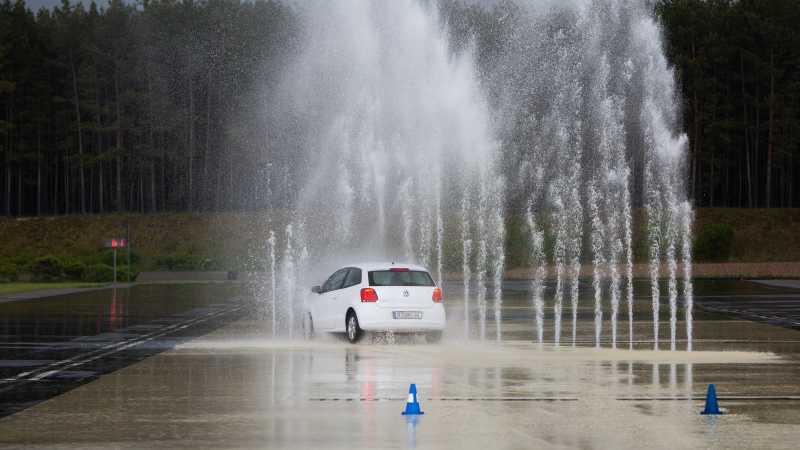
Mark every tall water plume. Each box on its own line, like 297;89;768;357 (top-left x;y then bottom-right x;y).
267;230;277;338
254;0;693;347
492;0;692;349
680;202;694;351
262;0;505;338
636;15;694;351
525;195;547;345
461;194;473;339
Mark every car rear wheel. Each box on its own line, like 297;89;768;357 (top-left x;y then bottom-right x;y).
346;312;363;343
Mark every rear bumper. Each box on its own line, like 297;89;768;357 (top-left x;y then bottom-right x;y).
357;304;446;332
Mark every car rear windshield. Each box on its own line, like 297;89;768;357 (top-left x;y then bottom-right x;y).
368;270;435;287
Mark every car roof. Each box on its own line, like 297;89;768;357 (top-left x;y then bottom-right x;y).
339;262;430;272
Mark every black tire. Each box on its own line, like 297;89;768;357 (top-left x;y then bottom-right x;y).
346;311;364;343
426;331;443;344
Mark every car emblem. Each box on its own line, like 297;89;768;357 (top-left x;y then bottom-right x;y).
402;290;410;297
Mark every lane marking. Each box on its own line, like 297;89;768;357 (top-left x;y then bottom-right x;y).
50;308;242;376
694;302;800;328
29;370;59;381
0;301;243;388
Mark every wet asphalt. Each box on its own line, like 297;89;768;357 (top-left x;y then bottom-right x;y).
0;280;798;449
0;284;245;417
694;294;800;331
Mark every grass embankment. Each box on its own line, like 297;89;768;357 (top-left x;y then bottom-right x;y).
0;212;278;283
693;208;800;262
503;208;800;269
0;212;267;270
0;209;798;282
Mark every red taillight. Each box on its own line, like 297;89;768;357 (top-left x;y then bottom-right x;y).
390;267;409;272
432;287;442;303
361;287;378;302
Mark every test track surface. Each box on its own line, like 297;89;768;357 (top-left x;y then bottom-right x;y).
0;297;246;417
694;294;800;330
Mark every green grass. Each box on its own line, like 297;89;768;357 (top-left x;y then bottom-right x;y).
0;212;279;272
694;208;800;262
0;209;798;273
0;282;106;295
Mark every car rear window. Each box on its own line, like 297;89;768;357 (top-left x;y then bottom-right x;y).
368;270;435;287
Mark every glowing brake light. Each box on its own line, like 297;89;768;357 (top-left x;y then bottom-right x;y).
432;287;442;303
361;287;378;302
390;267;409;272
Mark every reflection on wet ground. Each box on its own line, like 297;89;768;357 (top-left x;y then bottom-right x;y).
0;280;798;449
0;284;244;416
446;279;800;350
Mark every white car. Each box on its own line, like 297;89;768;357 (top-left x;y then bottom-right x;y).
308;263;446;343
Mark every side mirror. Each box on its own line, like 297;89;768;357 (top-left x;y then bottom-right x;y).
311;285;322;294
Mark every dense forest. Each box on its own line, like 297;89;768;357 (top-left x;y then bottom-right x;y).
1;0;799;217
657;0;800;208
0;0;299;216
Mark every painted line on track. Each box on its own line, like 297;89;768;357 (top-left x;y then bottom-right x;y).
0;301;243;389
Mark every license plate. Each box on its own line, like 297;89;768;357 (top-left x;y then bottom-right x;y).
393;311;422;320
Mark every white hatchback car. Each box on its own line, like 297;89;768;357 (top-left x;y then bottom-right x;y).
308;263;446;343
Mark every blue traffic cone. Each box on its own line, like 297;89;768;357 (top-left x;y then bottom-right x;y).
701;384;722;415
402;384;424;415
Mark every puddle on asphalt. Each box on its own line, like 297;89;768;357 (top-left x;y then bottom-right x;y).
0;280;798;449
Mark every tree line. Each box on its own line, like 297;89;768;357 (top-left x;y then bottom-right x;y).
1;0;298;216
2;0;799;218
657;0;800;208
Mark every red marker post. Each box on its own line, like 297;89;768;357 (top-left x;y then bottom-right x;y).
103;238;127;283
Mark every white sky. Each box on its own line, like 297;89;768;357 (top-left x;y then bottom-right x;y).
24;0;109;12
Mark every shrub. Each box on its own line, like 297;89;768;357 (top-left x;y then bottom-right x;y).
694;223;735;261
155;255;211;270
30;255;65;281
0;262;18;282
82;263;115;282
89;249;140;267
118;265;139;282
10;254;34;268
62;259;87;280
